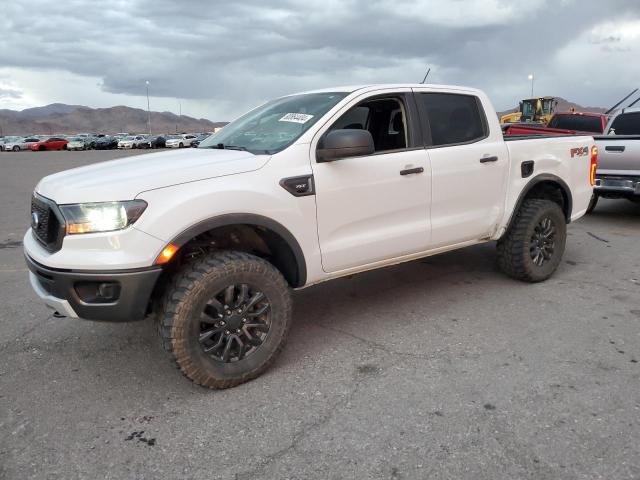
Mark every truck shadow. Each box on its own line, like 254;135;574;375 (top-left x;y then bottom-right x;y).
590;198;640;219
287;242;503;359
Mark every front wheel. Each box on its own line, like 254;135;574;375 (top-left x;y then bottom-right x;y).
497;199;567;282
158;251;292;389
12;146;20;152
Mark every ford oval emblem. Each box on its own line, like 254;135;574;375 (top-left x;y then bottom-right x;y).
31;212;39;229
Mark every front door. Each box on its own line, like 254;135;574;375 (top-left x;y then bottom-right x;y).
311;92;431;273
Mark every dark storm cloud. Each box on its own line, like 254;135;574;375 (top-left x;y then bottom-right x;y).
2;0;640;116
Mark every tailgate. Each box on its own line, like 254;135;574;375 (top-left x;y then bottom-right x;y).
594;136;640;175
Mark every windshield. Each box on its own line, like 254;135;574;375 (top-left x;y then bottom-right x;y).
609;112;640;135
199;92;349;154
521;101;535;116
548;115;603;133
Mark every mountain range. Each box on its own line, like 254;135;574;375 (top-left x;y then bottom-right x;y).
0;103;227;136
0;97;608;137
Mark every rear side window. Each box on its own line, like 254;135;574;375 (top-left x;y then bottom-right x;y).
609;112;640;135
548;114;603;133
418;93;486;146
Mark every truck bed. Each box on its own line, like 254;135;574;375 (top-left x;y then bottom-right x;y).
502;134;595;223
503;133;583;141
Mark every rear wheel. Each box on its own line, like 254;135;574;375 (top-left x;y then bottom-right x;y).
586;193;599;213
497;199;566;282
158;251;292;389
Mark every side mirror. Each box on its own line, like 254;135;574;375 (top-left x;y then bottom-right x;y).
317;129;375;162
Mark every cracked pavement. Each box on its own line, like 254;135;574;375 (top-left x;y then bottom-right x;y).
1;150;639;479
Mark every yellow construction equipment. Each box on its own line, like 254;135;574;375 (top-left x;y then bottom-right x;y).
500;96;558;124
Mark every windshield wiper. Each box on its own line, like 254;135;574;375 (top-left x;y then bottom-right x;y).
214;143;247;151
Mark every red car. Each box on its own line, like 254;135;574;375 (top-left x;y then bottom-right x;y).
546;112;607;134
29;137;69;151
503;112;607;136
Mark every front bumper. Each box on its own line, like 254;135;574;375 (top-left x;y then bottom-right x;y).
25;254;162;322
595;175;640;197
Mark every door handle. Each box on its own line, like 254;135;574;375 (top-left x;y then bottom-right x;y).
480;156;498;163
605;145;625;152
400;167;424;176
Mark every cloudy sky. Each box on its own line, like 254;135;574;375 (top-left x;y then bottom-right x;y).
1;0;639;121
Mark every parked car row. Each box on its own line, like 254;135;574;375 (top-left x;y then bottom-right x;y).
1;132;212;152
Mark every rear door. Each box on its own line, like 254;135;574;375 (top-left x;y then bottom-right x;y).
311;90;431;273
413;90;509;247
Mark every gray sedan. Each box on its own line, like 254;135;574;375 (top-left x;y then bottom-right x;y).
2;137;40;152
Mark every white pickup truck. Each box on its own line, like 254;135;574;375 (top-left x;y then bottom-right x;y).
24;84;596;388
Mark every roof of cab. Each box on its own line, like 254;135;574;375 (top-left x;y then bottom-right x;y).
290;83;483;96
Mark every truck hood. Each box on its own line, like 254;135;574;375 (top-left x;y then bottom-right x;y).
36;148;269;204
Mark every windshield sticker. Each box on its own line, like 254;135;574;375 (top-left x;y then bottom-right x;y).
279;113;314;124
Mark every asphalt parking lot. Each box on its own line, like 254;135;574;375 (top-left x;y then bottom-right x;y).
1;149;639;480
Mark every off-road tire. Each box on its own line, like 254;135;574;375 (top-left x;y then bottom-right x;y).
158;251;292;389
586;193;599;213
497;199;566;282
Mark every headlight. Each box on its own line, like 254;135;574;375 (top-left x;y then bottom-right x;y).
59;200;147;234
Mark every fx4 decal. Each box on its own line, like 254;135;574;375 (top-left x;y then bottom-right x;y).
570;146;589;157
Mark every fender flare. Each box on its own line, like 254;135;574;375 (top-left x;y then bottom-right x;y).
505;174;573;232
169;213;307;287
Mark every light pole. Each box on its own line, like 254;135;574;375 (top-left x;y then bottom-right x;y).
176;100;181;133
528;74;534;98
145;80;151;135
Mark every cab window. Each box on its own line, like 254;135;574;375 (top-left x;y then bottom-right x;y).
609;112;640;135
417;93;486;147
329;97;408;153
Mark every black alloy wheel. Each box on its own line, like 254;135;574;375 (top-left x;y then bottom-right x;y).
529;217;556;267
198;283;271;363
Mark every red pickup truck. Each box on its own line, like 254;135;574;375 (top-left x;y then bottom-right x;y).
503;112;607;136
29;137;69;151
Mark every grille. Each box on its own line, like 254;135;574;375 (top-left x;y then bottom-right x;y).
31;194;63;251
